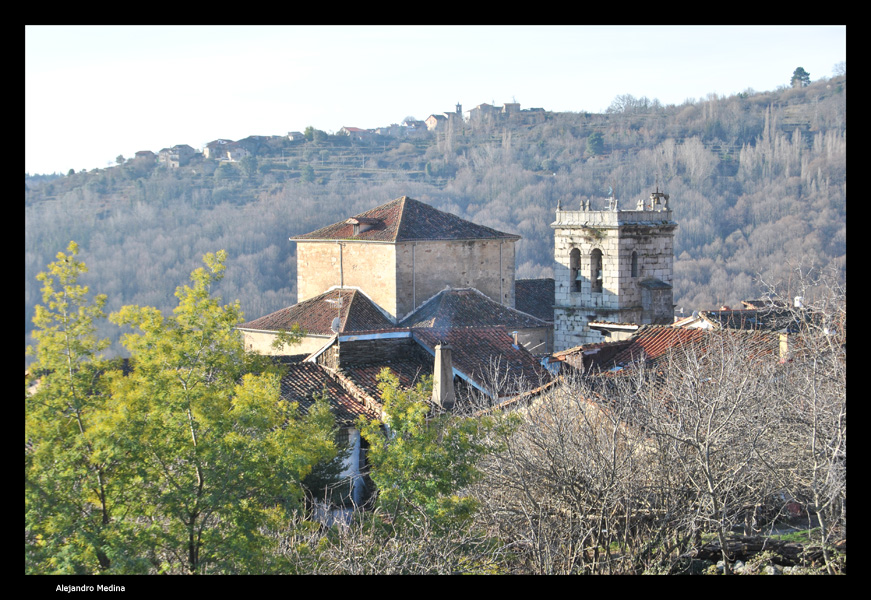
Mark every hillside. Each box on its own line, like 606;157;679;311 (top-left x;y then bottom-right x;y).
25;76;846;360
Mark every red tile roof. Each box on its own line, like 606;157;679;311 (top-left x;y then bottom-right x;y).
336;343;435;404
239;288;394;335
412;326;548;396
291;196;521;243
609;326;707;367
327;326;549;403
278;362;380;426
563;325;782;372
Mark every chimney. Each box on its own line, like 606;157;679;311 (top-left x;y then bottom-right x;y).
432;343;456;410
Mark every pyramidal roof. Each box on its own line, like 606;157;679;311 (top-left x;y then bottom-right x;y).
291;196;520;243
398;287;546;330
238;288;395;335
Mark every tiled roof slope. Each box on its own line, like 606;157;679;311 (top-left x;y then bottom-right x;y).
699;307;801;332
239;288;394;335
514;278;555;323
398;288;547;330
609;325;707;367
558;325;782;373
291;196;520;243
278;362;380;426
412;326;547;396
337;343;435;404
605;325;780;370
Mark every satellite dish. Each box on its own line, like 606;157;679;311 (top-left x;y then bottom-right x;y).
330;317;341;333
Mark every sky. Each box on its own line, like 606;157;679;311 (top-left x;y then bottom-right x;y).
25;25;846;176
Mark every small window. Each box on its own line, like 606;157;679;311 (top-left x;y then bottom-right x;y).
631;251;638;278
591;249;603;293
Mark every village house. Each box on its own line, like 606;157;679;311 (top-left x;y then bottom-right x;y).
338;127;376;142
133;150;156;161
203;139;234;159
157;144;196;168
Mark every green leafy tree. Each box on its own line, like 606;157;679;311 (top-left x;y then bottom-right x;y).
25;242;122;573
239;155;259;178
299;164;315;183
304;126;327;144
792;66;811;88
586;132;605;156
359;369;510;528
108;251;340;574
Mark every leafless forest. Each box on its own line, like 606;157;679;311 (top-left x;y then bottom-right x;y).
25;76;845;361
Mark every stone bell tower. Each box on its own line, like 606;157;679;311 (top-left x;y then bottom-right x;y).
552;189;677;351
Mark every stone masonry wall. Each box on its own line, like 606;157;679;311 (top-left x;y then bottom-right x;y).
395;240;516;320
297;242;399;318
297;239;516;322
552;209;676;351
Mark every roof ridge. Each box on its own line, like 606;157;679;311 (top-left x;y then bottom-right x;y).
393;196;410;243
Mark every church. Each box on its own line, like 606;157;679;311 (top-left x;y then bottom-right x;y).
239;195;554;397
239;192;678;395
238;193;676;506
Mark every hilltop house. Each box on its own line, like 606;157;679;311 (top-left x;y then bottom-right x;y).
158;144;196;168
338;127;376;142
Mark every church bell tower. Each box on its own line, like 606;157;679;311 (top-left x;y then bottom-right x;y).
552;189;677;351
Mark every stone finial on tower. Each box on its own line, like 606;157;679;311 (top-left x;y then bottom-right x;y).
649;187;669;211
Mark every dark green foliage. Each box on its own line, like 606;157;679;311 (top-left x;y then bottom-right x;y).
792;66;811;87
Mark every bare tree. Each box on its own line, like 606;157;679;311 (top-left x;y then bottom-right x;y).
758;265;846;573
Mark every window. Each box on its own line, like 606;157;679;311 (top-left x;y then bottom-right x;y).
631;251;638;278
591;249;603;293
569;248;581;292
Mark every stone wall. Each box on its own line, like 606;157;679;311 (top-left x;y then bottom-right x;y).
395;239;516;320
296;242;399;317
552;209;676;350
296;239;516;322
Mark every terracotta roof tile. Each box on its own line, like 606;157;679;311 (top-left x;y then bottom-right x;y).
599;325;780;369
240;289;394;335
278;362;380;426
337;343;435;404
291;196;520;243
412;326;548;396
557;326;782;382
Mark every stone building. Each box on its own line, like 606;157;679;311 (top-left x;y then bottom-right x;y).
157;144;196;168
552;190;677;351
291;196;520;322
239;195;550;404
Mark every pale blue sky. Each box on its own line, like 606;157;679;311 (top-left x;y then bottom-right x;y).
25;25;846;175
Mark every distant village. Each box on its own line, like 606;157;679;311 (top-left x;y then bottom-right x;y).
134;101;547;168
